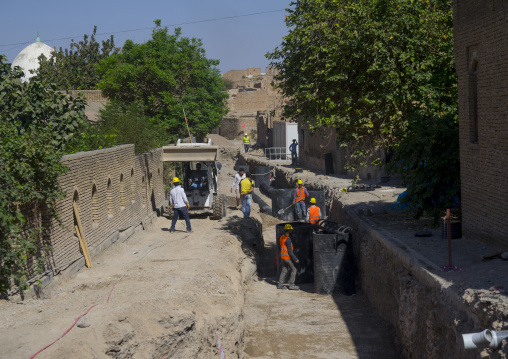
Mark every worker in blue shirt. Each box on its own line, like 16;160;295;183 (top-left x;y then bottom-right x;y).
289;139;298;166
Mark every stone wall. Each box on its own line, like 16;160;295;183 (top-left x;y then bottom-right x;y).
37;145;165;293
453;1;508;248
242;153;508;359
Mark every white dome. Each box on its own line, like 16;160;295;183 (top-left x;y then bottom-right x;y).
12;37;53;82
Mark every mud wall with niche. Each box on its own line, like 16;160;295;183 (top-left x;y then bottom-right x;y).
27;145;166;297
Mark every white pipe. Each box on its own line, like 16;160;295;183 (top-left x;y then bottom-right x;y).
462;330;508;350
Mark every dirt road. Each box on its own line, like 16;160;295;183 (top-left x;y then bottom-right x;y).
242;215;400;359
0;138;400;358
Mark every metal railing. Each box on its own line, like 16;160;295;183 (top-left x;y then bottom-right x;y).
264;147;289;162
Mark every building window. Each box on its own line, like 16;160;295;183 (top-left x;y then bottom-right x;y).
130;168;135;204
92;184;99;228
469;61;479;144
120;173;125;211
107;178;113;219
142;176;147;208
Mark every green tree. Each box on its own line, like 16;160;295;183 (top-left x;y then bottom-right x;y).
267;0;458;220
35;26;119;90
0;56;88;293
267;0;456;151
97;21;229;143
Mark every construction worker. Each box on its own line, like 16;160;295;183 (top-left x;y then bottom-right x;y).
306;198;321;225
243;133;250;153
277;224;299;290
230;167;246;208
293;179;309;221
240;172;254;218
188;162;207;189
289;139;298;166
169;177;192;233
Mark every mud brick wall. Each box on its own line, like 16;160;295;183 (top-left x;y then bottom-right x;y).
47;145;165;272
453;0;508;248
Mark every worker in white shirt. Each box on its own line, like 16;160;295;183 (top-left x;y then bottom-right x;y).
169;177;192;233
230;167;246;208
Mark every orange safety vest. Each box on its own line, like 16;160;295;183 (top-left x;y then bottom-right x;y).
308;206;320;225
295;187;306;202
280;234;293;260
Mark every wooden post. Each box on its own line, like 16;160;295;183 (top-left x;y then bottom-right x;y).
73;202;92;268
183;108;193;143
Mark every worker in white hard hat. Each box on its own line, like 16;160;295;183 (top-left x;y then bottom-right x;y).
277;223;299;290
169;177;192;233
243;132;250;153
293;179;309;221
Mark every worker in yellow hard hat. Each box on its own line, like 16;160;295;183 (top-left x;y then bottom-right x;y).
277;224;299;290
306;198;321;225
293;179;309;221
169;177;191;233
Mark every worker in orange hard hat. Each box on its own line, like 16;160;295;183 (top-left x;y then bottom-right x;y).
277;224;299;290
306;198;321;225
293;179;309;221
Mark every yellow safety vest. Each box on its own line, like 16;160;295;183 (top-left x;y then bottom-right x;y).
243;136;250;144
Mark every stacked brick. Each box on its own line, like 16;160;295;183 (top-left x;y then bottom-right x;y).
46;144;165;271
453;0;508;248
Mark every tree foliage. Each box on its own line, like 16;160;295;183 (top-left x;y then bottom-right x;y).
0;57;88;293
267;0;456;149
97;21;229;144
35;26;119;90
388;113;460;222
268;0;458;220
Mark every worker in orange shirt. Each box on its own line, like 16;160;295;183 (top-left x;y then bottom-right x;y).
306;198;321;225
293;180;309;221
277;224;300;290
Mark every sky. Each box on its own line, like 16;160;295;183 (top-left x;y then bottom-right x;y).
0;0;292;74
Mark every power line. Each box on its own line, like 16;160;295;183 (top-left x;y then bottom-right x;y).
0;9;286;48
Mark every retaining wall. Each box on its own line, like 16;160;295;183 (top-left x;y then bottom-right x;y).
23;145;166;298
241;153;508;359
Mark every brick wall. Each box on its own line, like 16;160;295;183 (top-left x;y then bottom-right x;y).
453;0;508;247
46;145;165;273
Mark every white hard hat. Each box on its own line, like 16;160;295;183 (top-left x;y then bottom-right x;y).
245;133;247;136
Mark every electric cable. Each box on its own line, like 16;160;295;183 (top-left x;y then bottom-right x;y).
0;9;286;48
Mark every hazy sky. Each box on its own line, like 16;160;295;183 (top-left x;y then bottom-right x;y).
0;0;292;73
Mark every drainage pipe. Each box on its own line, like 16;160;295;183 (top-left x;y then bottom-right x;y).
252;191;272;215
462;330;508;349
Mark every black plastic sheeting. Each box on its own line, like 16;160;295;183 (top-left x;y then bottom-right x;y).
252;191;272;215
313;230;355;295
271;189;326;221
252;166;270;188
276;222;314;284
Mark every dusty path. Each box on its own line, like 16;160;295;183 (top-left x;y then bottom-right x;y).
242;216;400;359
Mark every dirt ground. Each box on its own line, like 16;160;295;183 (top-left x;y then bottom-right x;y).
0;136;452;359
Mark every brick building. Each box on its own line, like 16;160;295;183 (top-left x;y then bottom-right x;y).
453;1;508;247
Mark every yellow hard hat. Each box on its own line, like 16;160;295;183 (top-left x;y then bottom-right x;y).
172;177;180;183
284;224;293;230
310;198;316;204
297;180;303;185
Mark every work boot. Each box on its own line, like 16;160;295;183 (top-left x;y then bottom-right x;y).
277;284;287;290
169;229;175;233
288;285;300;290
186;229;193;233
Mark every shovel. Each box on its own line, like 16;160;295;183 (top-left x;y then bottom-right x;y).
278;202;296;215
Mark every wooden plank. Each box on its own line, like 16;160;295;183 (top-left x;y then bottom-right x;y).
75;225;92;268
73;202;92;268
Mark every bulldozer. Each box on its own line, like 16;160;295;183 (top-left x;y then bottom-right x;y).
162;139;227;220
